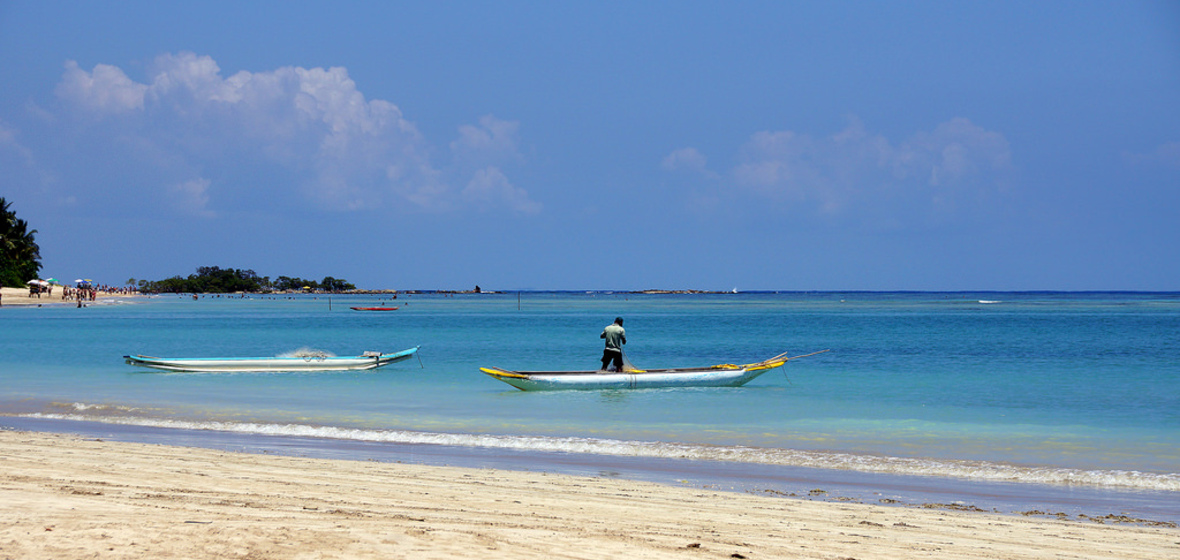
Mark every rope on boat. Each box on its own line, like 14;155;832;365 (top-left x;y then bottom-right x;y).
740;349;830;370
754;349;829;365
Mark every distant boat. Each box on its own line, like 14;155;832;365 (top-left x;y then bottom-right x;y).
350;306;399;311
481;350;828;391
124;346;419;373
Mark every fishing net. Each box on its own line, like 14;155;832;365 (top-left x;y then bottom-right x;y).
281;347;336;358
599;348;639;372
619;349;640;372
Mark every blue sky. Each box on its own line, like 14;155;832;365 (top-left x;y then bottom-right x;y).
2;1;1178;290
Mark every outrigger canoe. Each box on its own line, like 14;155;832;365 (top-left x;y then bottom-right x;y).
481;349;828;391
124;346;419;373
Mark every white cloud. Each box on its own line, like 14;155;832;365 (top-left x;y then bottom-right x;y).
461;166;542;215
170;178;215;218
451;115;522;166
661;147;710;174
56;61;148;113
448;115;539;213
718;116;1012;220
53;52;450;212
901;117;1012;186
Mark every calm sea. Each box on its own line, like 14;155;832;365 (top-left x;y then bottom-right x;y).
3;292;1178;520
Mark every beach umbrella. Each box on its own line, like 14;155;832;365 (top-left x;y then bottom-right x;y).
26;279;39;285
46;278;58;284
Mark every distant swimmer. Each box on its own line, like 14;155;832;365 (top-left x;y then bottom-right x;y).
600;317;626;372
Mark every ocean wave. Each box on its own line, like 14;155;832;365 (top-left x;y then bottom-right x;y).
65;402;142;413
20;412;1180;493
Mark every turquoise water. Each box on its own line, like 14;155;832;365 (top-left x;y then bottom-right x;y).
2;292;1179;502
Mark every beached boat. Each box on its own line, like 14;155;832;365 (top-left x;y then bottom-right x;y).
481;350;827;391
124;346;419;373
350;306;399;311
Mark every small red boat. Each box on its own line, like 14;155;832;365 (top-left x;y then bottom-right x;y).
349;306;399;311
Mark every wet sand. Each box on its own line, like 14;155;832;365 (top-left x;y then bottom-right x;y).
2;430;1176;559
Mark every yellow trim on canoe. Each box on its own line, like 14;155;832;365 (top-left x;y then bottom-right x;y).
745;360;786;372
480;367;530;379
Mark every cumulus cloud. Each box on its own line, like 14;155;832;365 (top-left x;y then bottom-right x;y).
451;115;523;166
900;117;1012;187
461;166;542;215
170;178;215;218
661;147;711;175
50;52;533;215
56;61;148;113
689;116;1013;222
450;115;541;213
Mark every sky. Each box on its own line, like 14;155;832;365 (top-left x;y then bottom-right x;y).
1;1;1178;291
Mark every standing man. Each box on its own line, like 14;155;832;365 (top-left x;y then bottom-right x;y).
600;317;626;372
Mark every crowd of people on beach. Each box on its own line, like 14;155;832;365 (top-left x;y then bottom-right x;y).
60;285;97;302
4;281;138;307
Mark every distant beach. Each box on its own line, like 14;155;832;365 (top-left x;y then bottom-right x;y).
0;285;143;307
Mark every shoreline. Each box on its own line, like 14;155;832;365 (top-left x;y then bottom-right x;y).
3;429;1177;559
6;414;1179;527
0;285;143;307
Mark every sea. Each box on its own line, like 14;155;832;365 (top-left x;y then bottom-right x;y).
2;291;1178;523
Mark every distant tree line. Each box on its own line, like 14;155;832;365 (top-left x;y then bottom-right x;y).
137;266;356;294
0;197;42;287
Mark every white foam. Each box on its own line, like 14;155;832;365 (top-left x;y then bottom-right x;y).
22;412;1180;493
68;403;141;413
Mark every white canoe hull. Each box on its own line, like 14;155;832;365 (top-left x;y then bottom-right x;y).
124;346;419;373
481;366;771;391
480;350;827;391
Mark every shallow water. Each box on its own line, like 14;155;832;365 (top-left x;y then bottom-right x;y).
2;291;1178;519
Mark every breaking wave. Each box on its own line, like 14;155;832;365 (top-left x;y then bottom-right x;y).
19;410;1180;493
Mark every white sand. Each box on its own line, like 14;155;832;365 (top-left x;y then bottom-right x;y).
2;430;1176;559
1;285;140;307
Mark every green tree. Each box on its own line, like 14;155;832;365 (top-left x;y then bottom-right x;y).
138;267;353;294
139;266;268;293
320;276;355;292
0;198;42;287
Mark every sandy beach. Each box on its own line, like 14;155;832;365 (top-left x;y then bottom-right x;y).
0;285;140;307
1;430;1176;559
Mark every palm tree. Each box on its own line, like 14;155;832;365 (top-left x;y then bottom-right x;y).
0;197;42;287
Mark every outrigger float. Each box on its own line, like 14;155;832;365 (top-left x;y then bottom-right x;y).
480;350;828;391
